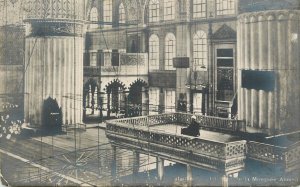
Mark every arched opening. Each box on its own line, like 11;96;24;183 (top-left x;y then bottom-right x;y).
149;34;159;70
119;3;126;25
105;80;126;118
42;97;62;134
83;79;99;122
89;7;98;29
128;79;148;117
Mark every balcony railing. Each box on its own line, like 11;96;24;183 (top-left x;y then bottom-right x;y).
247;141;300;172
119;53;148;66
247;141;286;163
106;117;247;173
107;113;300;173
84;66;100;77
84;53;148;77
113;113;246;132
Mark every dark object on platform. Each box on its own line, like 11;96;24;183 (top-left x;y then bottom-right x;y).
241;70;275;91
173;57;190;68
181;118;200;137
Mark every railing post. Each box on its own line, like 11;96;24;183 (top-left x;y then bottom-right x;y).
133;150;140;176
157;157;164;182
187;164;193;187
107;92;111;118
221;174;229;187
111;145;117;181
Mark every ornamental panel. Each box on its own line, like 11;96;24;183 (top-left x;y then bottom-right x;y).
24;0;85;20
217;68;233;90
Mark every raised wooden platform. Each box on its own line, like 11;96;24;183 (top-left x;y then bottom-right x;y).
106;113;300;175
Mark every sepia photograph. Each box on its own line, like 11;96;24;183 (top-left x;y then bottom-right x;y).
0;0;299;186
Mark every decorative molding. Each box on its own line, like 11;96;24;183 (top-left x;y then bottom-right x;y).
128;78;148;89
238;10;300;22
120;53;147;66
28;21;84;36
212;24;236;40
105;79;126;92
217;69;234;90
24;0;85;21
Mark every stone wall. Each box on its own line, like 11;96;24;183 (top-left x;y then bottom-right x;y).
0;65;23;113
0;25;25;112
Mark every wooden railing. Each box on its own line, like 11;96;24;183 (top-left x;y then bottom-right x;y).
247;141;300;172
113;113;246;132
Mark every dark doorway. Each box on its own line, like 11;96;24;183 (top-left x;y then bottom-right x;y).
128;80;148;117
106;80;125;118
42;97;62;134
83;79;100;122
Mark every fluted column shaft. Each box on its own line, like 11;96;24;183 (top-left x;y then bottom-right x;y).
237;10;300;134
24;36;83;126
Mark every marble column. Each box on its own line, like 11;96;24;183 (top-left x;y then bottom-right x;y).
267;15;276;130
24;37;83;126
23;0;85;127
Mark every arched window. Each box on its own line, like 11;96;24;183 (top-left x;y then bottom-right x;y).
165;33;176;70
119;3;125;25
103;0;112;27
164;0;175;20
149;34;159;70
193;30;208;71
193;0;206;18
149;0;159;22
90;7;98;29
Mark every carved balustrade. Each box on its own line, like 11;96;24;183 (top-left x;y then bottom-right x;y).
101;53;148;76
113;113;245;132
176;113;245;132
84;66;101;77
246;141;300;172
107;113;300;173
284;141;300;172
113;113;178;127
106;118;247;173
247;141;286;164
119;53;148;66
